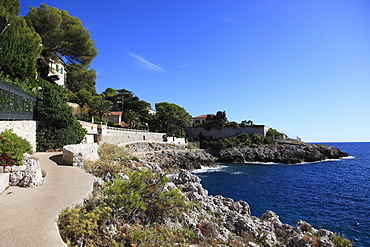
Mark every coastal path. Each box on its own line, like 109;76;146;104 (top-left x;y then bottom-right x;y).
0;152;95;247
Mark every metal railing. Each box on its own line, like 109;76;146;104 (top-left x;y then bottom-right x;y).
0;80;37;120
106;126;149;133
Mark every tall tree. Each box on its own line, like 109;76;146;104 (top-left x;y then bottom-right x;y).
0;4;42;81
25;4;97;66
65;63;97;94
151;102;191;137
34;81;86;151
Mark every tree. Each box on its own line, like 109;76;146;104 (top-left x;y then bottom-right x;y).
102;88;151;128
25;4;97;67
0;6;42;81
34;81;86;151
89;96;112;119
151;102;191;137
203;111;228;130
0;0;20;16
65;63;97;94
123;110;140;129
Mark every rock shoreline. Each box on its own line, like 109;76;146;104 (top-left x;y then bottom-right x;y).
140;162;344;246
126;142;217;173
218;142;348;164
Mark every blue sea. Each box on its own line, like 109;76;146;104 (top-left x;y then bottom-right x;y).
194;142;370;246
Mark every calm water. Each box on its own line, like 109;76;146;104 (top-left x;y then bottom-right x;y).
194;142;370;246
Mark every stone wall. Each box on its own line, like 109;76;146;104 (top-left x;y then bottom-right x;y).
0;173;9;194
63;143;99;167
184;126;269;139
0;121;37;151
100;127;165;145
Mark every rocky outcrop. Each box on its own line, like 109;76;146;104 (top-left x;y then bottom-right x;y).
135;150;217;173
126;142;217;173
171;169;338;246
63;143;99;168
218;142;348;164
1;154;44;187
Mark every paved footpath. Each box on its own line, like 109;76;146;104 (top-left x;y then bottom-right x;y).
0;152;95;247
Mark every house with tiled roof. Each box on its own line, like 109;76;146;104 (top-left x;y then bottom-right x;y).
192;114;213;124
107;111;129;127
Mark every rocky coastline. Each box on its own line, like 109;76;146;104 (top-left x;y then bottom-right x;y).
217;141;348;164
125;142;217;173
170;168;341;246
59;142;352;246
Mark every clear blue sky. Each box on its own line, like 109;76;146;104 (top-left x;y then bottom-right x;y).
20;0;370;142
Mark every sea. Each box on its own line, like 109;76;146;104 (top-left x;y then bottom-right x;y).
193;142;370;246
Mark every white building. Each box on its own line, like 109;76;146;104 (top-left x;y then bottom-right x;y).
48;59;67;86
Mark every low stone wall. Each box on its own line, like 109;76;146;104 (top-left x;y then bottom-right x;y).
63;143;99;168
0;173;9;194
0;121;37;152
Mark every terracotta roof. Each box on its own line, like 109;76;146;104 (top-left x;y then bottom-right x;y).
146;107;156;111
109;111;122;116
192;115;208;119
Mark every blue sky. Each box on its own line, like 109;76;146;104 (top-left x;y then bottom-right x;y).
20;0;370;142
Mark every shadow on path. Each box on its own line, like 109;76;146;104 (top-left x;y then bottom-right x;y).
49;154;72;166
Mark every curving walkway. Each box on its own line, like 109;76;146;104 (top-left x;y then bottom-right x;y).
0;152;95;247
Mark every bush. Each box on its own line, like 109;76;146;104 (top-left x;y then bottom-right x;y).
59;169;194;246
251;133;263;144
0;129;33;166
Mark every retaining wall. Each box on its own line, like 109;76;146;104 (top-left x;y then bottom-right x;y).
100;128;165;145
0;121;37;152
185;126;270;139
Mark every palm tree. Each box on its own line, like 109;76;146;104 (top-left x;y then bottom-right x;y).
89;97;112;119
124;110;140;129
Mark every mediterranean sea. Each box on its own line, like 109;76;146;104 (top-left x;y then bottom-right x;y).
194;142;370;246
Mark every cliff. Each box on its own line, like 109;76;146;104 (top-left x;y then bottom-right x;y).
218;142;348;164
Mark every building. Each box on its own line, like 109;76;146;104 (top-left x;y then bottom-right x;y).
192;114;213;124
48;59;67;86
107;111;125;126
147;107;156;115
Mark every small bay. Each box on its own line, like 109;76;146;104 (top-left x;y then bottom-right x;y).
195;142;370;246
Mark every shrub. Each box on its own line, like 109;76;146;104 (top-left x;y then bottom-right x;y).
251;133;263;144
105;169;190;224
331;234;353;247
85;143;133;177
0;129;33;166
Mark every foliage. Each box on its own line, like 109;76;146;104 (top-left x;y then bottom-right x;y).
0;0;20;16
84;143;133;177
88;96;112;119
102;88;151;129
251;133;263;144
98;143;131;162
331;233;353;247
59;169;193;246
0;7;42;81
149;102;192;137
25;4;97;67
34;81;86;151
0;129;33;166
65;63;96;94
203;111;227;130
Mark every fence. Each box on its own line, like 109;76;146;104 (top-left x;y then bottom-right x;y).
0;80;37;120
